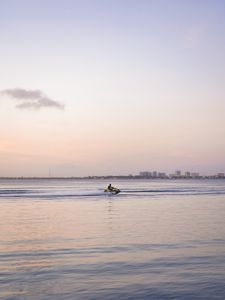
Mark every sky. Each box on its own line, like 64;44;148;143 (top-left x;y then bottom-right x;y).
1;0;225;177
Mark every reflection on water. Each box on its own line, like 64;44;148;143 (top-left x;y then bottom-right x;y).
1;179;225;299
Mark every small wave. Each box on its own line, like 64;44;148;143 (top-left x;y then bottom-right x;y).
1;186;225;199
0;189;119;199
123;188;225;195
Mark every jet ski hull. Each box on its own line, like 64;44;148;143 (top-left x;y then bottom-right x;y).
104;188;121;195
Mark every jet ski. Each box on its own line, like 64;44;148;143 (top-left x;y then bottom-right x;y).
104;185;121;195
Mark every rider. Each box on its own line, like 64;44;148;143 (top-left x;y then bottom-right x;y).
108;184;113;191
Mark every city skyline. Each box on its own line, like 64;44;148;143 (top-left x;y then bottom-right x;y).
0;168;224;179
139;169;225;178
1;0;225;177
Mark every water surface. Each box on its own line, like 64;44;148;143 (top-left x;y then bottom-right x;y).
1;179;225;299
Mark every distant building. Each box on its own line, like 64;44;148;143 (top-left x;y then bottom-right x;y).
217;173;225;178
139;171;152;177
158;172;167;178
175;170;181;177
185;171;191;177
191;172;200;178
152;171;157;178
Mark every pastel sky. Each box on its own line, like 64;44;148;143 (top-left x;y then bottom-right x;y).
1;0;225;177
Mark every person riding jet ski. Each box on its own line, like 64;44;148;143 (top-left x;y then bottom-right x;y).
105;184;120;194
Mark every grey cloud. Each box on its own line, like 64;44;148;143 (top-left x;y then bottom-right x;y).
1;88;64;110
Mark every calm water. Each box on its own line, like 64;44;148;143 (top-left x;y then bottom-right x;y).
1;179;225;300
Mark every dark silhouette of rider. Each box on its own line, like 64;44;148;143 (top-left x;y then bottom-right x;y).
108;184;113;191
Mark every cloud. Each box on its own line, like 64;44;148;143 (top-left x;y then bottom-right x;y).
1;88;64;110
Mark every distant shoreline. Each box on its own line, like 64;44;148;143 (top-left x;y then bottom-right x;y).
0;176;224;180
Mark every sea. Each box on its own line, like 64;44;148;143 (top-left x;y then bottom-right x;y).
1;178;225;300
